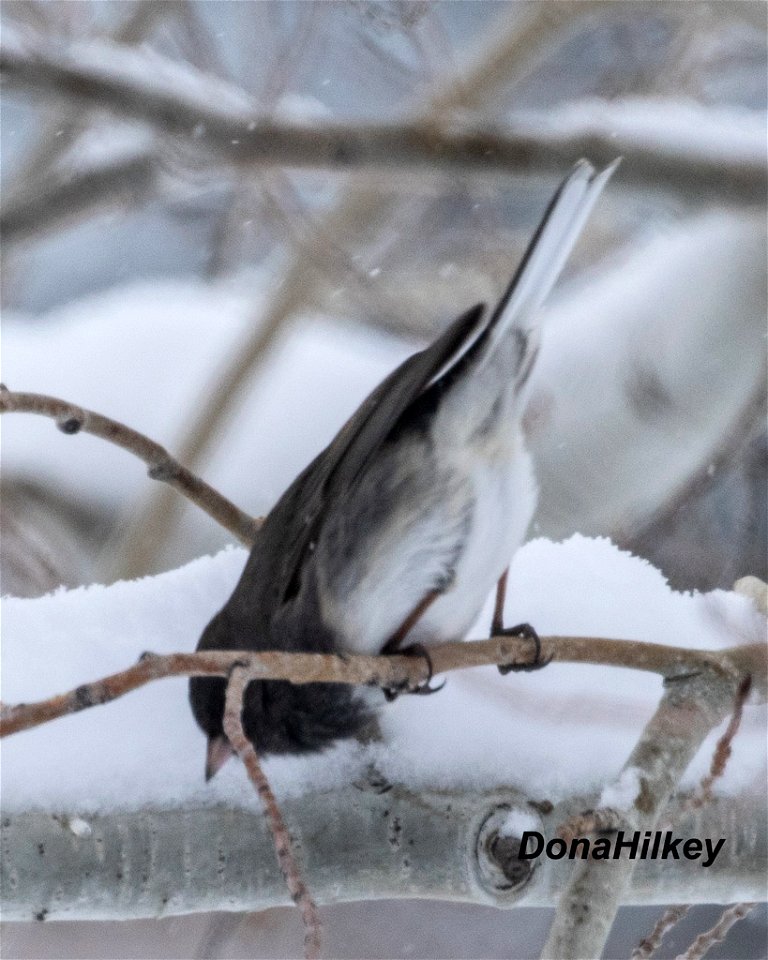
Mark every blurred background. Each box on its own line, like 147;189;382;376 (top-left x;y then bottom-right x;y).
1;1;766;957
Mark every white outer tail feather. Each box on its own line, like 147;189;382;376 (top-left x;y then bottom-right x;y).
485;158;620;354
425;158;618;390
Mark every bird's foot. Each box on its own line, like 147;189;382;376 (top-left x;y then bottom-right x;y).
495;622;552;675
383;643;445;702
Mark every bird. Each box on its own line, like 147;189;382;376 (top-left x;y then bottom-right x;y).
190;158;618;779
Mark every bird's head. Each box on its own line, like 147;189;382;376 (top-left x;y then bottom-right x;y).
189;610;371;779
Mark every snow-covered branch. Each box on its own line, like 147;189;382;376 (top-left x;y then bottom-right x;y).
632;905;690;960
2;30;764;203
2;537;764;951
0;388;259;546
2;788;764;921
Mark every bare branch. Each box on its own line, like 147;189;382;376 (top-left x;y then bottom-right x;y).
223;666;321;960
1;154;156;243
0;388;260;546
1;636;763;739
553;674;757;957
674;902;759;960
1;0;182;241
2;31;763;203
632;905;691;960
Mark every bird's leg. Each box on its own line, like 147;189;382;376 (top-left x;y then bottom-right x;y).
491;567;551;674
382;590;440;655
491;567;509;636
381;590;445;699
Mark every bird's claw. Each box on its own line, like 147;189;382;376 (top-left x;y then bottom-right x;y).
383;643;445;701
496;623;552;674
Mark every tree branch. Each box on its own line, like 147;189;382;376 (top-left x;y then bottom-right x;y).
680;675;753;813
674;902;758;960
0;388;260;546
2;790;764;920
632;905;690;960
540;665;756;959
1;153;157;243
2;636;763;739
2;30;763;203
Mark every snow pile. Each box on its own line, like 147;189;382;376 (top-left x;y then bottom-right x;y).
2;536;764;814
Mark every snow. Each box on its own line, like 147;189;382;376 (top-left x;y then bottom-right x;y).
526;210;765;539
507;98;765;166
599;767;642;812
2;537;764;815
274;93;333;123
56;118;155;172
498;808;540;839
66;816;93;838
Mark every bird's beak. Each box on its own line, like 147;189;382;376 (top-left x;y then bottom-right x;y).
205;734;234;781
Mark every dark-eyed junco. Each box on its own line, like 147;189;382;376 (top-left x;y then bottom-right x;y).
190;158;618;779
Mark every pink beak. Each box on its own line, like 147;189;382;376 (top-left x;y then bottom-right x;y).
205;734;234;781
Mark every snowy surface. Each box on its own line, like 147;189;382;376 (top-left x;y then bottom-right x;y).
2;536;764;815
498;808;541;839
599;767;642;812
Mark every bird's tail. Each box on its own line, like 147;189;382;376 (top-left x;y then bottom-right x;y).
453;158;619;387
492;158;619;345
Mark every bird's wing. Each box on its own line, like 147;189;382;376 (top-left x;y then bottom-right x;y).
248;301;487;607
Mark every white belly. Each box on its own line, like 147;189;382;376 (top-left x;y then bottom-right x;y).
324;431;537;655
412;443;537;644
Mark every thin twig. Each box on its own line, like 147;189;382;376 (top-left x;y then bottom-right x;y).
674;902;758;960
680;675;753;814
222;666;321;960
631;905;690;960
0;388;260;546
1;637;763;739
